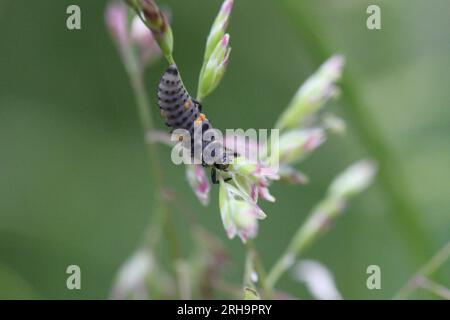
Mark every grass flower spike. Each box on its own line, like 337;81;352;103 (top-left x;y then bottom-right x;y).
198;34;231;101
106;0;383;299
197;0;234;101
204;0;234;62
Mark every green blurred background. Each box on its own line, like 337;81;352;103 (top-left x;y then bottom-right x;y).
0;0;449;299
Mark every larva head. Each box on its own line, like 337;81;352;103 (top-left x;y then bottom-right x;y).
213;150;232;171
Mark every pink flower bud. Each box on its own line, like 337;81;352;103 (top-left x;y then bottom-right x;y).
328;160;377;199
222;0;234;15
186;165;210;206
279;165;309;185
221;33;230;47
131;15;161;67
105;1;129;48
278;128;326;165
275;55;346;131
258;185;275;202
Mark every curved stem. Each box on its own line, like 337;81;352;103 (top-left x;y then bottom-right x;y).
394;241;450;299
414;277;450;300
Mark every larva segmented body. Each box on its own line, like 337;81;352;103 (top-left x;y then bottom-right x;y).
157;65;212;134
157;65;229;177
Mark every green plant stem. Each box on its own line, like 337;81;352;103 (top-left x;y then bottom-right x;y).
266;197;343;296
277;0;430;263
243;247;254;288
244;240;269;298
394;241;450;299
415;277;450;300
121;41;182;296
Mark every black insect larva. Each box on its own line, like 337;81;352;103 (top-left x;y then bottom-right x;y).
157;64;231;184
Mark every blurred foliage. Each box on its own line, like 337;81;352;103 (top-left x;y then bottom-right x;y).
0;0;449;299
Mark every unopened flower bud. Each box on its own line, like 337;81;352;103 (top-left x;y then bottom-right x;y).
198;34;231;101
136;0;173;61
130;15;162;67
322;113;346;135
275;55;345;131
233;201;259;241
186;164;210;206
204;0;234;62
105;1;129;49
278;165;309;184
328;160;377;199
258;185;276;202
219;180;264;243
278;128;326;165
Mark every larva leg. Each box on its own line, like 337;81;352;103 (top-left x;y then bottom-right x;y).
211;168;219;184
192;99;202;112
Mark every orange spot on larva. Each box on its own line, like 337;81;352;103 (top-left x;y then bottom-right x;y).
194;113;207;125
184;100;192;109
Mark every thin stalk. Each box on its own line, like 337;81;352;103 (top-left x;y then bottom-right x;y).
277;0;430;263
245;240;270;298
415;277;450;300
265;227;305;293
266;197;343;295
120;40;182;296
394;241;450;299
243;247;254;289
